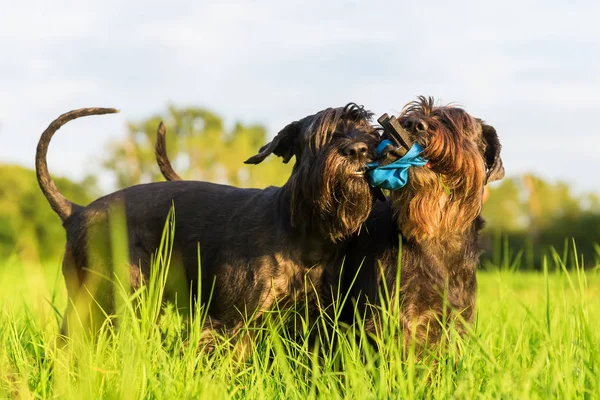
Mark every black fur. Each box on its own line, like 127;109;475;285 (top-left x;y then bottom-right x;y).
36;105;381;351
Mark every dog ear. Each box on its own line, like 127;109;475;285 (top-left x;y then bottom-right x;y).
244;121;300;164
481;123;505;183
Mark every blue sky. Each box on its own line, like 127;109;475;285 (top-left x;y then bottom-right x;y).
1;0;598;193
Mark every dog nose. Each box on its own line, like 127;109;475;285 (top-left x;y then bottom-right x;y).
403;117;428;133
343;142;368;159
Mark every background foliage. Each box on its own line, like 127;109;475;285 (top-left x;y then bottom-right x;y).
0;105;598;268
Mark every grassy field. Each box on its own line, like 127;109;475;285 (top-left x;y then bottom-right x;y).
0;252;599;399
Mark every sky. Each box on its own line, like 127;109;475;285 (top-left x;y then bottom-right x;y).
1;0;598;193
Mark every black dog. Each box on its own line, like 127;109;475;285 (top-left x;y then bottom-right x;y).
36;104;381;353
336;97;504;353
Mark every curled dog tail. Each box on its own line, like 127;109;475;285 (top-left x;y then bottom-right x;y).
36;107;119;222
155;122;182;181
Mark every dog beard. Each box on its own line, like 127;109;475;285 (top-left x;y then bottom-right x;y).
311;149;373;242
288;148;374;242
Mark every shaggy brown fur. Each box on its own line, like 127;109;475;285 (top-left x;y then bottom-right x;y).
338;96;504;353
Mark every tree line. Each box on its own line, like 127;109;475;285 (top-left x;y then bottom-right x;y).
1;105;598;268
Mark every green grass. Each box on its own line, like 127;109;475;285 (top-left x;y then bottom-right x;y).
1;248;599;399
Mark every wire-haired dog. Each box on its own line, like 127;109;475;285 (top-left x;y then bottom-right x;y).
36;104;380;351
339;96;504;352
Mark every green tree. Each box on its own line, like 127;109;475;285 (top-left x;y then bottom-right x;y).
482;174;600;269
102;105;292;189
482;177;527;232
0;164;97;263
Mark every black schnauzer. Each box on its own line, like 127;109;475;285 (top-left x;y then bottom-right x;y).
336;96;504;353
36;104;381;353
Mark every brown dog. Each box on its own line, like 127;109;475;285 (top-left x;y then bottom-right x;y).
336;96;504;353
